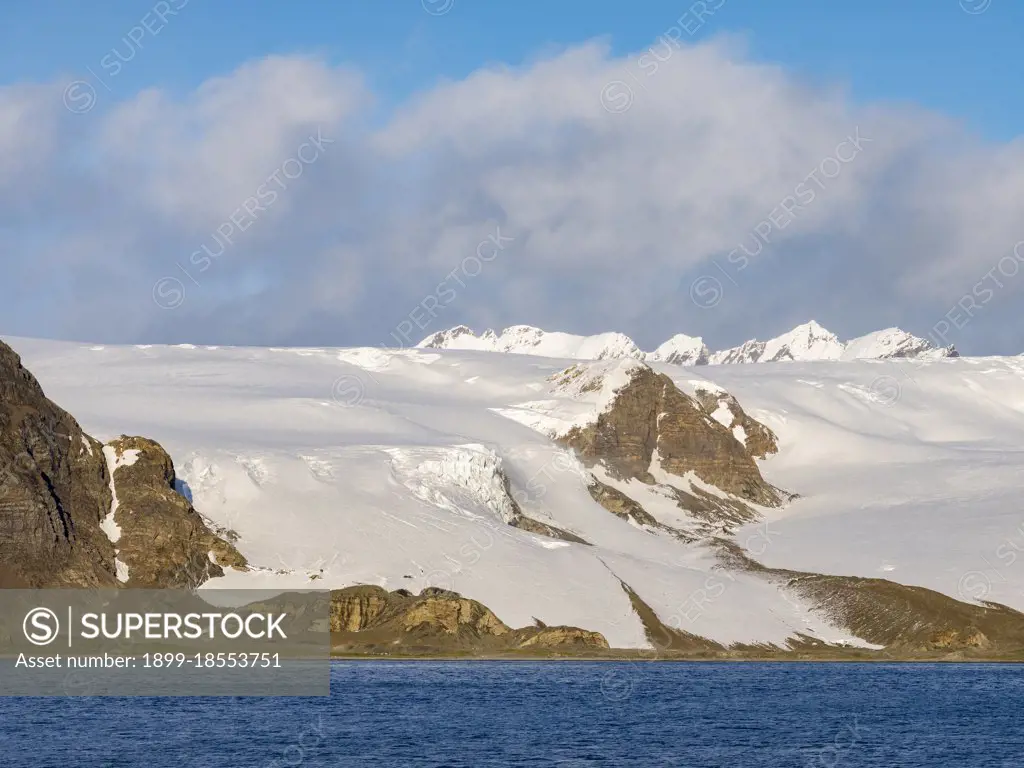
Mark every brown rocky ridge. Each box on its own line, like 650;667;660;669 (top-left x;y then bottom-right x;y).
586;476;697;542
555;363;783;505
712;538;1024;655
329;585;609;654
550;362;789;535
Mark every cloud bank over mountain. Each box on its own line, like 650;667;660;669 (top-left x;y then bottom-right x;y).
3;37;1024;353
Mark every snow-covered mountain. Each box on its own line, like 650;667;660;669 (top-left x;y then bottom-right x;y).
418;324;646;361
840;327;957;361
710;320;845;364
419;321;958;365
646;334;711;365
711;322;959;364
10;336;1024;653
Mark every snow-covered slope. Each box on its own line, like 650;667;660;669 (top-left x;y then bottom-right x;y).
691;356;1024;617
421;321;957;365
492;357;649;438
10;338;1019;649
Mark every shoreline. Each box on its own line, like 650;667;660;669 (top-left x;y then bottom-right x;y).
329;650;1024;663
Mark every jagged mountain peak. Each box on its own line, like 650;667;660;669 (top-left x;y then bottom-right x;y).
752;320;845;363
419;321;958;365
793;319;830;334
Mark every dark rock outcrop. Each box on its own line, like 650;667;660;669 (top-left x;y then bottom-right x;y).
586;478;659;528
510;514;589;544
662;484;763;530
586;476;697;542
690;386;778;459
558;365;785;507
105;436;247;589
0;340;115;587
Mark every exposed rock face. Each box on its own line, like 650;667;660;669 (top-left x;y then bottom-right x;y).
330;585;391;631
0;339;115;587
663;484;763;530
105;436;247;589
619;581;722;653
558;365;784;507
716;539;1024;654
510;515;589;544
330;586;514;640
586;478;659;528
786;574;1010;652
691;386;779;459
586;476;701;541
330;586;609;652
514;626;609;649
401;590;510;637
499;361;789;534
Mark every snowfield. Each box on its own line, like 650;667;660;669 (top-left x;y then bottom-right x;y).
10;338;1024;649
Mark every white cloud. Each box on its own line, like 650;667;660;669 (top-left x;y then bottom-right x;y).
1;40;1023;354
94;56;367;230
0;82;66;207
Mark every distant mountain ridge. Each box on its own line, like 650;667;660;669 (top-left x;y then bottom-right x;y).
417;320;959;364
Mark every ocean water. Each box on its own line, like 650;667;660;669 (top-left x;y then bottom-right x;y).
1;661;1023;766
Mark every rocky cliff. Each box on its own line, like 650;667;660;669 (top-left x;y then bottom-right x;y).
0;340;115;587
0;339;242;588
104;436;246;589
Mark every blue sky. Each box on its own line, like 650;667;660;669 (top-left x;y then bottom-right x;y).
1;0;1023;353
4;0;1019;138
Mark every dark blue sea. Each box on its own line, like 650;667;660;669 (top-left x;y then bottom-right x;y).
2;661;1022;767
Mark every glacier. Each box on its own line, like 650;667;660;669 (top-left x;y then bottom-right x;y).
9;336;1021;650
